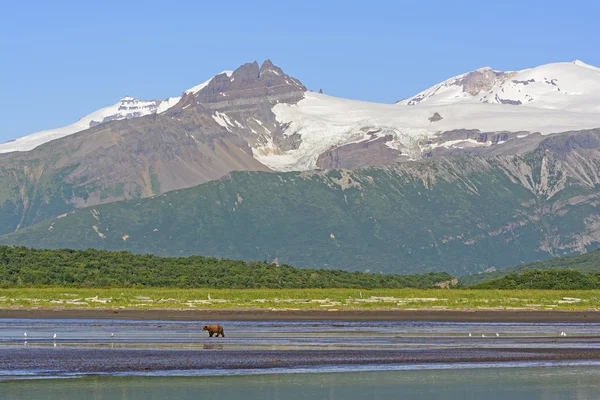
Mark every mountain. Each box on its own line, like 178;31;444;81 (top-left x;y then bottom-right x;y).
254;60;600;171
460;249;600;286
0;72;233;154
0;61;300;235
0;96;180;154
397;60;600;111
2;145;599;275
1;59;600;241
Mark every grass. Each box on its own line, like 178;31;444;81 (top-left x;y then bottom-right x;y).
1;288;600;310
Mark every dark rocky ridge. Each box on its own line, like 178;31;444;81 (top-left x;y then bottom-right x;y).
179;60;306;112
316;133;402;169
317;128;600;169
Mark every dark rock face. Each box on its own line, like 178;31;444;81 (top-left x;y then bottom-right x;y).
494;95;522;105
456;69;513;96
422;129;600;160
316;134;402;169
194;60;306;111
540;129;600;157
428;112;443;122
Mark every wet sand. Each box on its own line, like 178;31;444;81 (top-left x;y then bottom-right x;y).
3;347;600;374
2;308;600;322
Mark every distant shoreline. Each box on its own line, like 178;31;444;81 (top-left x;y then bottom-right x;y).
2;308;600;322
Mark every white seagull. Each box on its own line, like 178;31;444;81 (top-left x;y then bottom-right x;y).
468;333;472;337
496;333;500;337
24;332;27;338
53;333;57;339
111;332;115;338
482;334;485;338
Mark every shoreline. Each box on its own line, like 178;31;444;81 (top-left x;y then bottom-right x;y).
2;307;600;322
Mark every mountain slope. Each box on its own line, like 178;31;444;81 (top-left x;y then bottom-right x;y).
0;61;302;235
2;59;600;238
460;249;600;286
3;146;599;275
0;71;233;154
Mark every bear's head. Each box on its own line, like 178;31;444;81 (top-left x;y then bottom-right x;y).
202;325;209;331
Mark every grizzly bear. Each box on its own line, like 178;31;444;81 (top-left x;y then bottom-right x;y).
202;324;225;337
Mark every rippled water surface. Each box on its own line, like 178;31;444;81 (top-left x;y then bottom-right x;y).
3;365;600;400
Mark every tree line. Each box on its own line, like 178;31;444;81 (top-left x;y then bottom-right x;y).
469;269;600;290
0;246;453;289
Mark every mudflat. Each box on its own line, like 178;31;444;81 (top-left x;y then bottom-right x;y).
2;308;600;322
2;347;600;375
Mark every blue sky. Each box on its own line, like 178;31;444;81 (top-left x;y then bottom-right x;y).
1;0;598;142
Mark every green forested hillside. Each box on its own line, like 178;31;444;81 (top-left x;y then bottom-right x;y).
461;249;600;286
469;269;600;290
1;150;599;275
0;246;453;288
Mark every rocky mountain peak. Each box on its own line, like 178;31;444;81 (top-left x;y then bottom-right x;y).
456;68;513;96
193;60;306;111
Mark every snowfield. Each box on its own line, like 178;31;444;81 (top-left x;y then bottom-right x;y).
256;89;600;171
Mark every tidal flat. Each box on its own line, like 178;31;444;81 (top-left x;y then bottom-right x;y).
2;319;600;378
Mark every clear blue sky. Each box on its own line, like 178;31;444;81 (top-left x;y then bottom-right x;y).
1;0;598;142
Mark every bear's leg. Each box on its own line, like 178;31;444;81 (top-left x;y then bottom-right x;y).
209;332;214;337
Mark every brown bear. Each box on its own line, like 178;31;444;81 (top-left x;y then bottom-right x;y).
202;324;225;337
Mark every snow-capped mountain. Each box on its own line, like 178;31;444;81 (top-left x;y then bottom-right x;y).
251;60;600;170
256;90;600;171
3;59;600;174
398;60;600;112
0;71;232;154
2;59;600;239
0;97;179;154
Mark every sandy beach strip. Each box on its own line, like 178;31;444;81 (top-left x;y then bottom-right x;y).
1;308;600;322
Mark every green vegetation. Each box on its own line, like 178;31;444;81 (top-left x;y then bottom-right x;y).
149;166;160;196
461;249;600;286
3;151;599;275
0;246;453;289
470;269;600;290
1;287;600;310
0;162;80;235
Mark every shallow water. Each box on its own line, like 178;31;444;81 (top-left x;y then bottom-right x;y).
2;365;600;400
1;318;598;351
2;318;600;387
